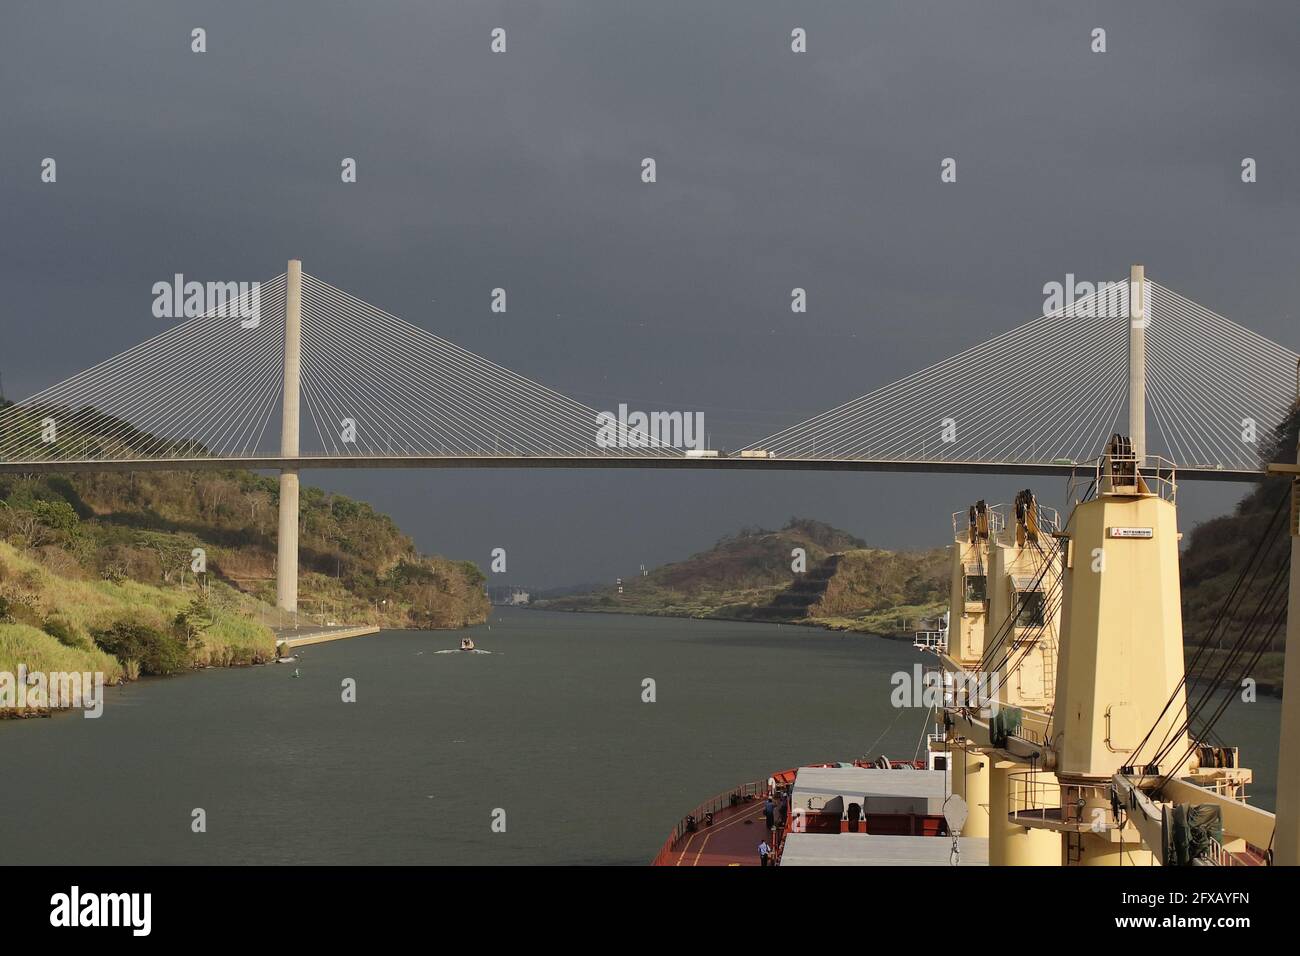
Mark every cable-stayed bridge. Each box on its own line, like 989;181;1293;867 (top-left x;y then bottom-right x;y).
1;260;1295;610
1;264;1293;478
741;275;1296;475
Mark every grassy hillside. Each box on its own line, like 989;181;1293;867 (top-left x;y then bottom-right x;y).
0;468;488;632
0;397;489;710
0;538;274;686
1178;403;1298;687
804;548;949;635
534;518;948;637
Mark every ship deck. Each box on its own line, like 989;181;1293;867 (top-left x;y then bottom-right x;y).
780;832;988;866
658;798;773;867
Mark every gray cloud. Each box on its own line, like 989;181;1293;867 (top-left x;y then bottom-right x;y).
2;1;1297;584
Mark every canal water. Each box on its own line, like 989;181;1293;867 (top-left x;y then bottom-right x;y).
0;608;1281;864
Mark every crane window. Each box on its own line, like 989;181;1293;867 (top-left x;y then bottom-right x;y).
1015;589;1046;627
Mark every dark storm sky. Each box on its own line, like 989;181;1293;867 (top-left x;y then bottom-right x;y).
2;1;1298;587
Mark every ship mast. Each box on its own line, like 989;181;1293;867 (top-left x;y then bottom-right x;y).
922;266;1300;866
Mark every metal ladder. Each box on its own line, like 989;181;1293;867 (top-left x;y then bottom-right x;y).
1040;639;1056;702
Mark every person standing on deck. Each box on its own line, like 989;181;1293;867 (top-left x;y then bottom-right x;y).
758;839;771;867
764;795;775;831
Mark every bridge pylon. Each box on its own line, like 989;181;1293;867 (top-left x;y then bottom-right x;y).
276;259;302;614
1127;263;1147;464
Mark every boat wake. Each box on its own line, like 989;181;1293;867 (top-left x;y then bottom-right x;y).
433;648;495;655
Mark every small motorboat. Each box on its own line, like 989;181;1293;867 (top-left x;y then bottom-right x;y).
434;636;491;655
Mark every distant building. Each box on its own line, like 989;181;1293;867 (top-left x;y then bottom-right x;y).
488;586;531;606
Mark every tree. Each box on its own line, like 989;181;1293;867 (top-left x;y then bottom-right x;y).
136;532;193;584
32;499;79;533
246;489;272;528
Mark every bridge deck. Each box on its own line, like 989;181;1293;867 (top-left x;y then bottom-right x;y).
0;455;1265;482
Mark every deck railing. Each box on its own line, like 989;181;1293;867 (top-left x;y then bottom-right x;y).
1007;770;1062;820
1068;453;1177;505
1007;771;1121;832
952;507;1007;540
913;629;948;653
649;778;771;866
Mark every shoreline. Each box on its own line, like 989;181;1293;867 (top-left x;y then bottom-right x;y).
517;603;914;643
2;620;491;719
10;608;1280;722
273;623;381;649
2;607;499;719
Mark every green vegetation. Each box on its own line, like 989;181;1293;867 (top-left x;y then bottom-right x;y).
0;397;488;708
0;539;274;686
0;465;488;633
534;518;949;637
0;622;123;684
1178;402;1299;690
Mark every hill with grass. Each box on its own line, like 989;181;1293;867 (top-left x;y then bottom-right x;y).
0;467;488;628
1178;403;1298;689
0;538;274;684
533;518;949;637
0;400;489;702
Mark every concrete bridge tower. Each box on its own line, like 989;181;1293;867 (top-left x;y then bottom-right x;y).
1128;263;1147;465
276;259;302;614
